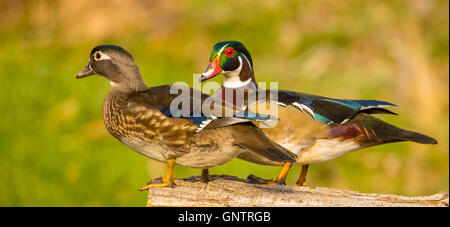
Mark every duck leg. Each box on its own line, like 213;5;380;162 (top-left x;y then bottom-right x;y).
272;162;292;185
139;158;177;191
248;162;292;185
295;164;309;187
181;168;213;183
201;169;211;183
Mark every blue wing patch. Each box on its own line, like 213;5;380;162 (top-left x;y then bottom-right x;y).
324;99;396;111
350;99;397;110
291;97;396;124
313;113;332;123
160;106;276;129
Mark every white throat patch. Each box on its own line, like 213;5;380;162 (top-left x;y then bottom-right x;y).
223;56;252;88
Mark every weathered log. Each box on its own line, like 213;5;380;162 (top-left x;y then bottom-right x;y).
146;175;449;207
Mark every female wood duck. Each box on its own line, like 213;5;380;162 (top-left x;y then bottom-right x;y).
76;45;296;190
199;41;438;186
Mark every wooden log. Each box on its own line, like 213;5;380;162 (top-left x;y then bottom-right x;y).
146;175;449;207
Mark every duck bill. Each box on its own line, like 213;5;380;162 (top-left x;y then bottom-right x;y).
76;64;95;79
199;56;221;82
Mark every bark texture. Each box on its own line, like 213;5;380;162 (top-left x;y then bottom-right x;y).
146;175;449;207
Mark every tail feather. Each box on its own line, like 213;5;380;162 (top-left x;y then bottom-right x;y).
232;123;297;163
392;128;438;144
348;113;438;145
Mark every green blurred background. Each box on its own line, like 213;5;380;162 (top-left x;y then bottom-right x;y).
0;0;448;206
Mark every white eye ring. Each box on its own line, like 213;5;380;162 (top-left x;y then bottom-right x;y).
93;51;111;61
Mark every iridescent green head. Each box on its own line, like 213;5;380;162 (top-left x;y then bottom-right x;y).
200;41;255;88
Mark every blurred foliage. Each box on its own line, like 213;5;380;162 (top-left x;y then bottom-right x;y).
0;0;448;206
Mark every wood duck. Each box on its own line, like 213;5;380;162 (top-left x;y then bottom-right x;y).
76;45;296;190
199;41;438;186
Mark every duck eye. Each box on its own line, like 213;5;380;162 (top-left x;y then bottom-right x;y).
94;52;102;60
225;48;234;57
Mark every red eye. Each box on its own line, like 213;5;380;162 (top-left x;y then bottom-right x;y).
225;48;234;57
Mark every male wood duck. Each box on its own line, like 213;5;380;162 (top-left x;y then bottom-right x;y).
76;45;296;190
199;41;438;186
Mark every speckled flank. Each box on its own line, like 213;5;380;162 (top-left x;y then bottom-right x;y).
102;88;248;169
294;139;360;164
237;105;366;166
237;105;331;166
259;105;329;148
